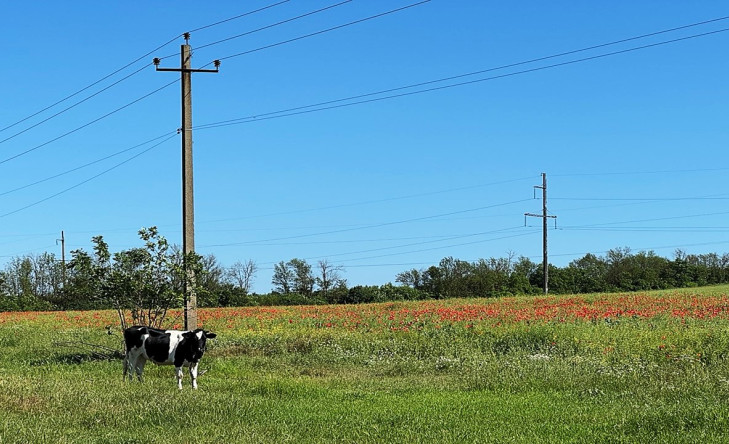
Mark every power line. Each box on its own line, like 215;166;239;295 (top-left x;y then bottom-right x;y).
256;261;436;271
0;65;150;146
0;133;177;218
198;15;729;128
0;79;178;166
0;245;58;259
0;1;290;135
0;174;534;238
562;210;729;228
0;38;180;135
255;229;540;267
0;131;177;197
300;226;527;262
195;1;353;51
187;0;291;33
319;230;541;265
201;175;535;224
195;26;729;129
200;198;532;247
214;1;431;64
553;196;729;201
202;234;482;246
551;166;729;177
561;227;729;233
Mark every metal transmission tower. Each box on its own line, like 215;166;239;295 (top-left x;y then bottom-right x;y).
153;33;220;330
525;173;557;294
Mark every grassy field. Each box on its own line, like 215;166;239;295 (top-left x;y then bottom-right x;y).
2;286;729;443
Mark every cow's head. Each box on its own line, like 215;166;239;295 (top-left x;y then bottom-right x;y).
184;329;217;361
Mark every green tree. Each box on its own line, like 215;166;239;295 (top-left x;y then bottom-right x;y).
272;261;294;294
290;258;314;296
395;268;423;288
0;254;59;310
315;260;346;303
67;227;185;329
272;259;315;297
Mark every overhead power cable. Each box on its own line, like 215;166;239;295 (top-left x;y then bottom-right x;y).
314;230;541;265
196;24;729;129
0;1;289;136
0;65;149;146
187;0;291;33
560;227;729;233
201;175;535;224
252;229;540;266
0;131;178;197
561;210;729;229
205;234;481;246
212;0;431;64
0;79;178;166
551;166;729;177
553;196;729;201
0;39;179;135
195;0;353;51
301;226;527;261
200;198;532;247
0;133;178;219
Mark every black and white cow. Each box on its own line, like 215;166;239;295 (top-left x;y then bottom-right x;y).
123;326;217;389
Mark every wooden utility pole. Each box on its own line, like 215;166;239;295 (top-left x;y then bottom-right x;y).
154;33;220;330
525;173;557;294
56;230;66;284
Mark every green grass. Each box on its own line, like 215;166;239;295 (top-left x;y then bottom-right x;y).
2;287;729;443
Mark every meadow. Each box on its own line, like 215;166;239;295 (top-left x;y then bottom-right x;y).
2;286;729;443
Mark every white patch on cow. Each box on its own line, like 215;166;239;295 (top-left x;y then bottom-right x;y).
190;362;199;389
165;330;186;366
175;366;184;390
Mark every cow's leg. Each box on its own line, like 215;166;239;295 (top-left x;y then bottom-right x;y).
175;366;184;390
135;358;146;382
189;363;199;389
122;353;129;381
124;351;138;382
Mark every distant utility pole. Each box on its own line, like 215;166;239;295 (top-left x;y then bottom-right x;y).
154;33;220;330
525;173;557;294
56;230;66;284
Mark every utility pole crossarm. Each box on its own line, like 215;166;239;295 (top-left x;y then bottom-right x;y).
524;213;556;219
153;58;221;73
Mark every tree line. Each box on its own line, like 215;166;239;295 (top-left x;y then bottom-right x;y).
1;228;728;312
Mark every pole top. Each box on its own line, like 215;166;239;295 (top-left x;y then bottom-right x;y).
183;32;191;45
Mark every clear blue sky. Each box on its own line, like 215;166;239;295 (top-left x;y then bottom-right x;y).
2;1;728;293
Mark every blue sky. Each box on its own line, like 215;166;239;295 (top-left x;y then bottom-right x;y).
2;1;728;293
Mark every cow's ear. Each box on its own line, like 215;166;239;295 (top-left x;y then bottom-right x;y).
205;332;217;339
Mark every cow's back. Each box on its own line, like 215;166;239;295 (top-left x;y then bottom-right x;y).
124;326;171;362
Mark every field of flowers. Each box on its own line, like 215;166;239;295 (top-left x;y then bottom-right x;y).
2;286;729;443
8;285;729;330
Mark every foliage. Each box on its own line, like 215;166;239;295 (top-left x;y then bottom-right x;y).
65;227;188;329
5;231;729;312
0;253;60;311
399;249;729;300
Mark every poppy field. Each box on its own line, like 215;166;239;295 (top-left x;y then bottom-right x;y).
2;286;729;442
